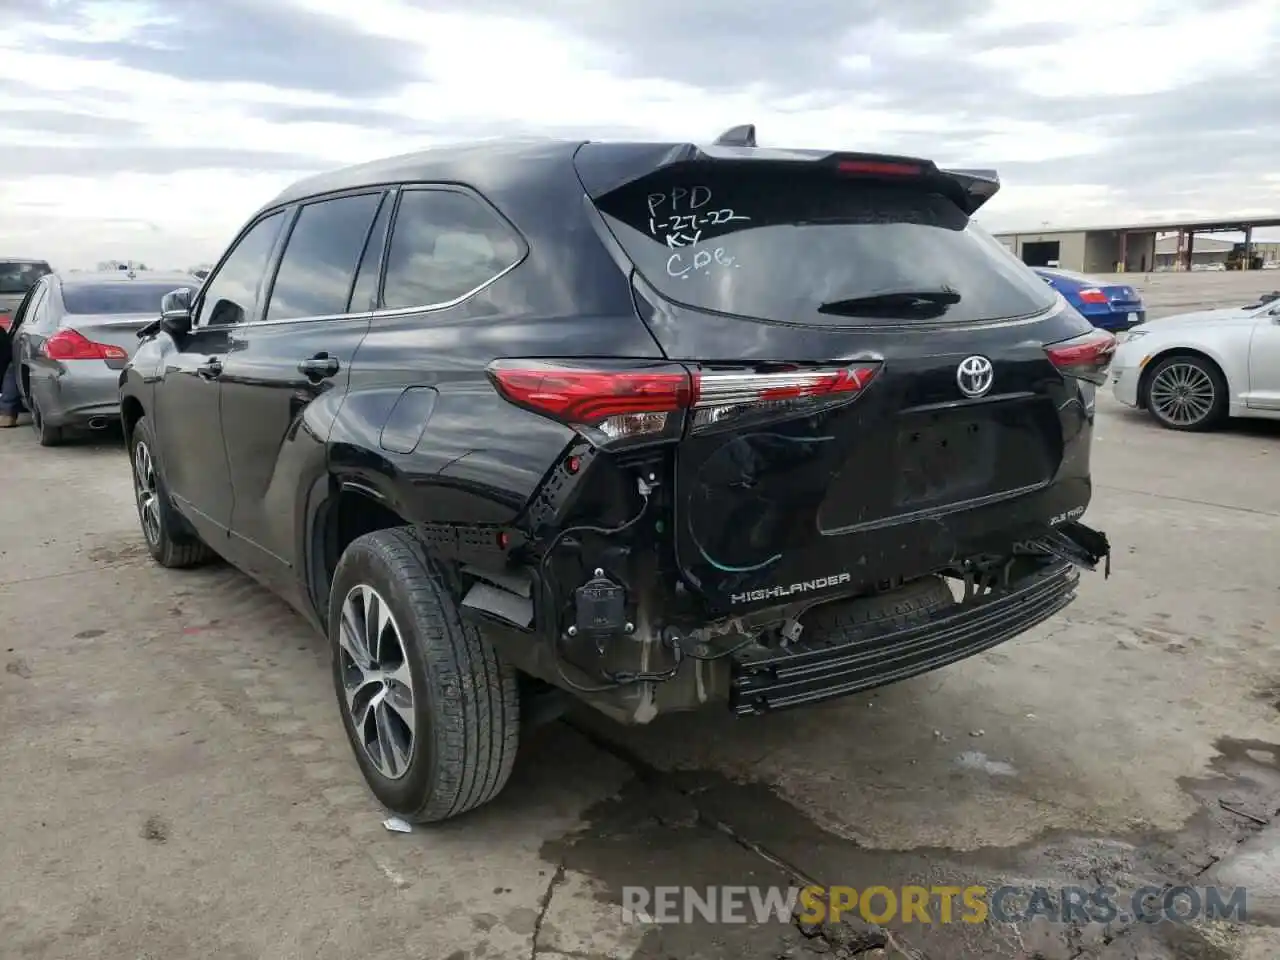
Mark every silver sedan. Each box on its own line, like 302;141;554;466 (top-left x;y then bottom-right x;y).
8;269;201;445
1110;290;1280;430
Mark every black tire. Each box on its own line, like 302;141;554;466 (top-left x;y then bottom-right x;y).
329;527;520;823
802;575;954;644
129;415;215;568
28;388;62;447
1141;354;1228;432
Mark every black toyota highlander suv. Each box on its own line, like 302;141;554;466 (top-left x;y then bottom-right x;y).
120;127;1112;823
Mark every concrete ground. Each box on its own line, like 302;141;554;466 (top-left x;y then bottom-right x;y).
3;273;1280;960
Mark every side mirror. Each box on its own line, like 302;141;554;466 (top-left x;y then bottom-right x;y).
159;287;194;337
206;298;244;327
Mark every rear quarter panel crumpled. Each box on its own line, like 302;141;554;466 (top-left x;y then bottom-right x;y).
328;149;666;528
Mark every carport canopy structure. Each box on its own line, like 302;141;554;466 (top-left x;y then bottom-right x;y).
992;213;1280;274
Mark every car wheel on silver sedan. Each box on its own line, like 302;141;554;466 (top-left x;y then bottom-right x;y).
28;390;63;447
1144;355;1227;432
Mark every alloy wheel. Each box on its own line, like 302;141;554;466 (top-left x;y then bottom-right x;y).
338;584;416;781
1149;361;1215;427
132;441;163;545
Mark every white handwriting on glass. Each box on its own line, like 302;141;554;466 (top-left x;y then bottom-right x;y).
646;186;749;250
666;247;737;279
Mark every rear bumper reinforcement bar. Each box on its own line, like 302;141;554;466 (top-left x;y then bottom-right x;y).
729;561;1079;716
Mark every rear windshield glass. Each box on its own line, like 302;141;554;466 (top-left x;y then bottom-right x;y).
0;261;52;295
61;283;180;315
593;165;1057;326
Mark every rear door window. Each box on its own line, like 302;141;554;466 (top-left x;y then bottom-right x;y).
263;191;385;322
593;165;1058;326
15;284;49;334
348;192;394;313
195;212;287;327
380;188;525;310
28;284;56;333
61;283;182;315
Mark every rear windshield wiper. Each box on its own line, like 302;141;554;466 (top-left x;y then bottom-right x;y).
818;288;961;317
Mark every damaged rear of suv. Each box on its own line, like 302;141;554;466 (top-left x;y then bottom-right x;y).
123;127;1111;823
483;129;1112;729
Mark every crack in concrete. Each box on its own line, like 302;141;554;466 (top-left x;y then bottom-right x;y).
564;721;1280;959
0;557;146;588
1060;817;1277;959
530;861;566;959
1096;483;1280;519
1037;621;1079;644
565;718;913;959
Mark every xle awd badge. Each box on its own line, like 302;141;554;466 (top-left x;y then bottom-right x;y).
956;356;994;399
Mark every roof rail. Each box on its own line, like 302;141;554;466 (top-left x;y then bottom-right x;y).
712;124;757;148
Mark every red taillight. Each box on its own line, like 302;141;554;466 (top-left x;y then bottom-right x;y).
1045;329;1115;385
42;328;127;361
487;361;693;447
1077;288;1109;304
0;314;10;332
488;364;693;421
487;360;882;446
837;160;923;176
691;364;881;433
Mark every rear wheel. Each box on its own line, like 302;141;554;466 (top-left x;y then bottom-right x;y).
28;388;62;447
1143;355;1227;432
329;528;520;823
129;416;215;567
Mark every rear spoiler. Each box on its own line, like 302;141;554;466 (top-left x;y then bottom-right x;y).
574;127;1001;216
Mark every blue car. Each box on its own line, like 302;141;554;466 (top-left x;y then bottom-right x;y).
1033;267;1146;332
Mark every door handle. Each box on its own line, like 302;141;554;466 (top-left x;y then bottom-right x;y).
297;353;340;381
196;358;222;380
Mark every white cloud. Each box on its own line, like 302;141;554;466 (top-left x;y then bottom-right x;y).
0;0;1277;267
0;170;311;270
975;0;1278;99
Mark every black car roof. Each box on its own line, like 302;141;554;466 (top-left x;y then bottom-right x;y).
253;135;1001;220
257;138;587;216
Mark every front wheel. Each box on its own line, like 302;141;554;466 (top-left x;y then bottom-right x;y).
129;416;215;567
329;528;520;823
1143;355;1227;431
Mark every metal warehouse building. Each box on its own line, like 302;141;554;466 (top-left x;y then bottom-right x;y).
992;214;1280;274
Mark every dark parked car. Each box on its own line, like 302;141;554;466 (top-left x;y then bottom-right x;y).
1;258;53;331
7;269;201;444
120;130;1113;823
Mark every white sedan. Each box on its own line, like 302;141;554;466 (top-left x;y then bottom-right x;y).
1110;292;1280;431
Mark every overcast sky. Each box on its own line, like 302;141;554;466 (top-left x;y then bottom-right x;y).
2;0;1277;268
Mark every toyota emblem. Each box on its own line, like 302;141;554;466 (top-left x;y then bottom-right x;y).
956;355;994;398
